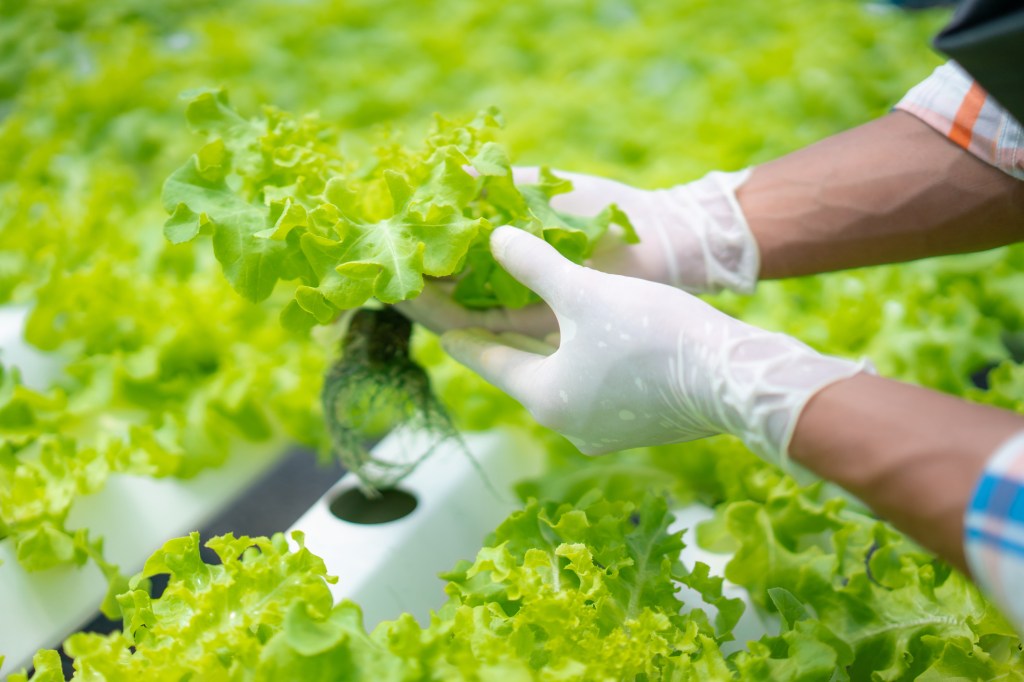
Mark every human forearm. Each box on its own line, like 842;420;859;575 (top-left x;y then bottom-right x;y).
738;111;1024;280
789;372;1024;573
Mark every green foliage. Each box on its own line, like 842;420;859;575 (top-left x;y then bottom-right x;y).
716;481;1022;681
520;442;1024;680
9;531;335;681
162;92;632;326
21;488;1020;680
4;0;1023;678
18;495;740;681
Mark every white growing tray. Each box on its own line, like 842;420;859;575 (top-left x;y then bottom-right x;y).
290;428;546;627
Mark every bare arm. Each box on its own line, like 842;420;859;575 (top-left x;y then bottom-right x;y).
790;373;1024;574
743;111;1024;574
738;111;1024;280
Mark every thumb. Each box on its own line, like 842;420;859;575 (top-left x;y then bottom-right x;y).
490;226;579;311
441;327;546;403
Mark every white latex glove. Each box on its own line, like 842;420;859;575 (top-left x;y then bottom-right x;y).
511;166;760;294
441;226;869;463
397;166;759;338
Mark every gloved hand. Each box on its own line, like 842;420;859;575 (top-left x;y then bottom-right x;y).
508;166;760;294
397;166;759;339
440;226;869;463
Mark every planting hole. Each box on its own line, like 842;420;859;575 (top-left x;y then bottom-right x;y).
328;487;418;524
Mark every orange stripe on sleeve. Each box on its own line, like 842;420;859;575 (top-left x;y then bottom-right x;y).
948;81;986;149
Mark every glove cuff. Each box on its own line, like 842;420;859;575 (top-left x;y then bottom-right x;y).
659;168;760;294
714;330;874;470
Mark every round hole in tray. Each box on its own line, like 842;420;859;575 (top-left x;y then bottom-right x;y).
328;487;418;524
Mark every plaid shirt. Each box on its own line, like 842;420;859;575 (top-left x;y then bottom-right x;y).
896;62;1024;181
964;432;1024;632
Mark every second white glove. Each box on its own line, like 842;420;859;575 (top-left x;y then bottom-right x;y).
508;166;761;294
442;226;869;464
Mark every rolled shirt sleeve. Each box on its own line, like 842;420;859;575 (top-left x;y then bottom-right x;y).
896;61;1024;181
964;430;1024;633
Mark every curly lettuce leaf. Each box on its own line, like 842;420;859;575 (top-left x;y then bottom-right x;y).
161;92;634;325
713;478;1024;680
162;141;300;303
55;531;335;680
